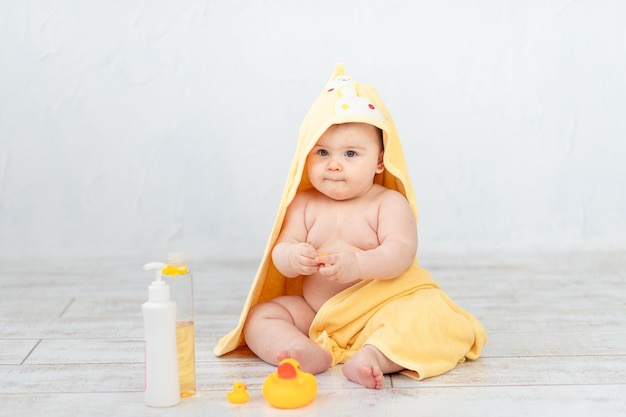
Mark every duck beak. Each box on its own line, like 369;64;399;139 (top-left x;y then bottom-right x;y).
277;362;298;379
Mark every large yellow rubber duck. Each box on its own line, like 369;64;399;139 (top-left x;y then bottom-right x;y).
262;358;317;409
226;381;249;404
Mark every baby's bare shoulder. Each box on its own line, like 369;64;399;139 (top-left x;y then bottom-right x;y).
287;189;325;215
291;189;323;205
372;185;409;204
374;187;414;222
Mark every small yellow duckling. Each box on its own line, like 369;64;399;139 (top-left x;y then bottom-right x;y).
262;358;317;409
226;381;249;404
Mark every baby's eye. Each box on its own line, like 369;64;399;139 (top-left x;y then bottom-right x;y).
317;149;329;157
345;150;357;157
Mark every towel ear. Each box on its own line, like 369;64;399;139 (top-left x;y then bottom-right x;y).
333;63;345;78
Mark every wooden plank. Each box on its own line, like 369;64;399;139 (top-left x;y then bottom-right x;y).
392;355;626;387
0;297;73;319
0;385;624;417
482;330;626;357
0;316;143;340
0;363;145;394
24;340;144;365
0;340;39;365
477;308;626;332
21;337;246;365
4;354;625;395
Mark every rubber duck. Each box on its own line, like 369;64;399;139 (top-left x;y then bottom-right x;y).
226;381;250;404
262;358;317;409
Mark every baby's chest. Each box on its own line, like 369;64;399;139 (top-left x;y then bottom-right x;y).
306;209;379;249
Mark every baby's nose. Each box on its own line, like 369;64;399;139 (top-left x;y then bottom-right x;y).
327;159;342;171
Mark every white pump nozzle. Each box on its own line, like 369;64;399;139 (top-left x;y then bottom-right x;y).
144;262;167;279
143;262;169;301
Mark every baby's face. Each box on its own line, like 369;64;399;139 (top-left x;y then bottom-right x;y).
306;123;384;201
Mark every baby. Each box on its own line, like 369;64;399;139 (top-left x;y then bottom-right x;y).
215;65;486;391
243;121;417;389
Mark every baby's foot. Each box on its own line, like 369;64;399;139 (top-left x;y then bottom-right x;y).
342;345;399;389
276;348;332;375
342;360;384;389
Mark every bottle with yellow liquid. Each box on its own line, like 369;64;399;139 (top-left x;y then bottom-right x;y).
161;252;196;398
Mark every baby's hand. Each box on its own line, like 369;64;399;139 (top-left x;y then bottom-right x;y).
288;243;321;276
316;253;329;267
316;252;361;284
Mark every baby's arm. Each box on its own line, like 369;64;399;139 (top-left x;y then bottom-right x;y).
319;190;417;282
272;194;319;278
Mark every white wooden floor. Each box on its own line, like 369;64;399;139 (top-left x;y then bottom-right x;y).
1;251;625;416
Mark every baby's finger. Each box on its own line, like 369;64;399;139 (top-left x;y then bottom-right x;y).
300;257;320;268
300;245;319;260
316;253;336;267
301;265;320;275
317;263;338;279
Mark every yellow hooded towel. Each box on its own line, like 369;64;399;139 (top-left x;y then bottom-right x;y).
214;64;487;380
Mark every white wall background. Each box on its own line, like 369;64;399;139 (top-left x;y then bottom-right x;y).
1;1;625;262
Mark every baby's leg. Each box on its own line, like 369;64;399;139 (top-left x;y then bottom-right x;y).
342;345;403;389
243;295;332;375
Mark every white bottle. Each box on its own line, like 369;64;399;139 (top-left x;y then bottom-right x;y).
142;262;180;407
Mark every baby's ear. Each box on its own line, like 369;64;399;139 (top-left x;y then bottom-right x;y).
377;149;385;171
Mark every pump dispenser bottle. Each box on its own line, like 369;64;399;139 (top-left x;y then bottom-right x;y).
161;253;196;397
142;262;180;407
